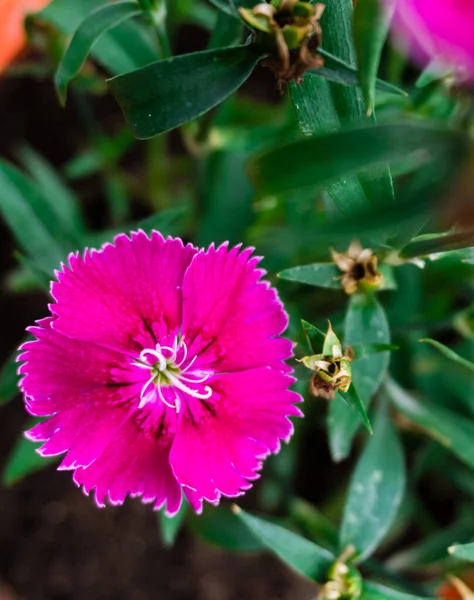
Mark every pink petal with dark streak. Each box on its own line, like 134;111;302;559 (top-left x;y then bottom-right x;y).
181;243;292;373
50;231;197;354
170;367;301;507
73;419;181;515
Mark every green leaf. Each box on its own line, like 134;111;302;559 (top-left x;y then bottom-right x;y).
328;294;390;461
208;10;242;49
197;151;253;246
448;542;474;562
386;378;474;470
3;421;58;486
311;49;406;98
249;122;464;198
419;339;474;373
233;506;334;581
279;263;341;288
55;1;144;104
230;0;259;9
17;146;85;243
0;161;66;272
302;319;326;353
189;504;265;552
289;0;395;225
340;403;405;562
338;385;372;434
353;0;395;115
0;349;21;406
361;581;435;600
350;343;398;360
279;262;396;291
388;514;474;570
401;231;474;259
109;44;263;139
36;0;159;75
15;253;52;290
208;0;239;17
159;500;187;547
415;57;451;88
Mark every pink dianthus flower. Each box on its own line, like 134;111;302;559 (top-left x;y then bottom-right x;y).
17;231;301;514
389;0;474;79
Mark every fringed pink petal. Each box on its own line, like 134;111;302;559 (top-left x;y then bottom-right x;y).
50;231;197;354
181;243;292;373
18;318;140;417
73;420;182;515
170;367;301;505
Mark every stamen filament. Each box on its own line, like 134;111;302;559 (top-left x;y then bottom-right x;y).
134;337;213;411
166;371;213;400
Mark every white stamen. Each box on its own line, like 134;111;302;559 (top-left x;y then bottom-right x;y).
175;339;188;368
179;372;210;384
134;337;213;411
165;371;213;400
157;380;180;411
181;354;198;373
139;347;167;371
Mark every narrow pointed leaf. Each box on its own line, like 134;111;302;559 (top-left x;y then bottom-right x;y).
338;385;373;434
401;231;474;259
311;48;406;97
387;378;474;470
448;542;474;562
230;0;260;9
353;0;395;114
18;146;85;243
55;1;144;104
362;581;435;600
109;45;263;138
0;350;21;405
416;58;451;88
189;505;264;551
420;339;474;373
209;0;239;17
289;0;395;225
159;501;187;547
328;294;390;461
279;263;341;288
249;122;463;198
350;343;399;360
0;161;66;272
233;506;334;581
3;422;59;486
302;320;326;353
340;403;405;562
37;0;159;75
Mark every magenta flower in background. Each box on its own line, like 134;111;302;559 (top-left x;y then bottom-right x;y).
17;231;301;514
389;0;474;78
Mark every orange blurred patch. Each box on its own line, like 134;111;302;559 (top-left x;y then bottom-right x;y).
437;572;474;600
0;0;50;73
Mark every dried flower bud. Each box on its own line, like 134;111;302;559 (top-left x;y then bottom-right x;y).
331;240;383;295
300;323;353;400
239;0;325;89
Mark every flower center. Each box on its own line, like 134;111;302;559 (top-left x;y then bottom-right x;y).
132;337;213;413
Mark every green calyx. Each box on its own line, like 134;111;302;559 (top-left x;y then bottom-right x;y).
300;323;354;400
319;560;362;600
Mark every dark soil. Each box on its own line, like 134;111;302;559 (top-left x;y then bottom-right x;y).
0;465;316;600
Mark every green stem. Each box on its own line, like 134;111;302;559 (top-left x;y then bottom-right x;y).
150;0;172;58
